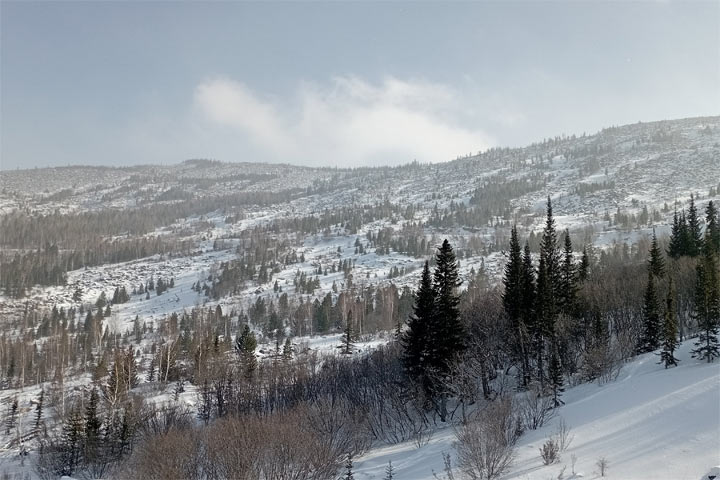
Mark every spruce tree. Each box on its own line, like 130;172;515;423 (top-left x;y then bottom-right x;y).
648;229;665;279
559;230;578;315
658;278;680;368
687;194;703;257
502;227;529;385
402;261;435;394
344;453;354;480
668;209;683;259
235;324;258;379
691;253;720;362
548;344;564;406
638;270;661;353
431;239;466;377
384;460;395;480
342;310;355;355
705;200;720;256
578;246;590;282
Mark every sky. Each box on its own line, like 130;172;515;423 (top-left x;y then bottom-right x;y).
1;1;718;170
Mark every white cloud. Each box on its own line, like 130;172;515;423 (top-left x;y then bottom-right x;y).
193;76;493;167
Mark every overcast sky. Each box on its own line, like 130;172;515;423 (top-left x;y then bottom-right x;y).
1;1;718;170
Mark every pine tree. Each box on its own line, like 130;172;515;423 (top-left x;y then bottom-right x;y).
502;226;529;386
687;194;703;257
578;245;590;282
658;278;679;368
342;310;354;355
548;344;564;406
6;397;18;434
638;270;661;353
668;209;683;259
35;388;45;430
691;253;720;362
705;200;720;256
648;229;665;279
402;261;435;393
84;387;102;462
343;453;355;480
235;324;258;379
559;230;578;315
384;460;395;480
431;239;466;379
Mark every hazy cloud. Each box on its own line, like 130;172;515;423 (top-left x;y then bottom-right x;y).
194;76;493;166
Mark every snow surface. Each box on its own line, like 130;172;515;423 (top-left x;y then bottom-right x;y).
354;340;720;480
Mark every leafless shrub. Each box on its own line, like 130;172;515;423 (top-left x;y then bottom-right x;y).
517;389;556;431
596;456;609;476
454;396;519;480
554;418;574;452
539;438;559;465
120;427;203;480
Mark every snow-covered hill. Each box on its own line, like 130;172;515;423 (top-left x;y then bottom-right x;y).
354;340;720;480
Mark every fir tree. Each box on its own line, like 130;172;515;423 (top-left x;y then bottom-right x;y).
658;278;679;368
578;245;590;282
342;310;355;355
648;229;665;279
235;324;258;379
384;460;395;480
343;453;355;480
548;344;564;406
502;226;529;386
705;200;720;256
668;209;683;259
687;194;703;257
638;270;661;353
691;253;720;362
402;261;435;393
35;388;44;430
431;239;466;401
559;230;578;315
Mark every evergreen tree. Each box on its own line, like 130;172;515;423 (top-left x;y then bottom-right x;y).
705;200;720;256
502;226;530;386
658;278;679;368
578;246;590;282
687;194;703;257
648;229;665;279
431;239;466;382
668;210;683;259
548;344;564;406
235;324;258;379
402;261;435;393
384;460;395;480
84;387;102;462
35;388;45;430
343;453;355;480
558;230;578;315
638;270;661;353
342;310;355;355
691;252;720;362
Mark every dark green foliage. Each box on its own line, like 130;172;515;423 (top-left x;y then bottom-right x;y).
558;230;578;315
402;261;435;392
431;239;467;375
638;271;661;353
658;278;680;368
691;250;720;363
648;230;665;279
342;311;355;355
705;200;720;256
235;324;258;379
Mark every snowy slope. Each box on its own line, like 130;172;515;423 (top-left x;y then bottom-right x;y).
354;340;720;480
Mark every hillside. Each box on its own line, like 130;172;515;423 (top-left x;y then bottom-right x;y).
354;340;720;480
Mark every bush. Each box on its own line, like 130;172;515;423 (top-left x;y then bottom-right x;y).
455;397;520;480
539;438;559;465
